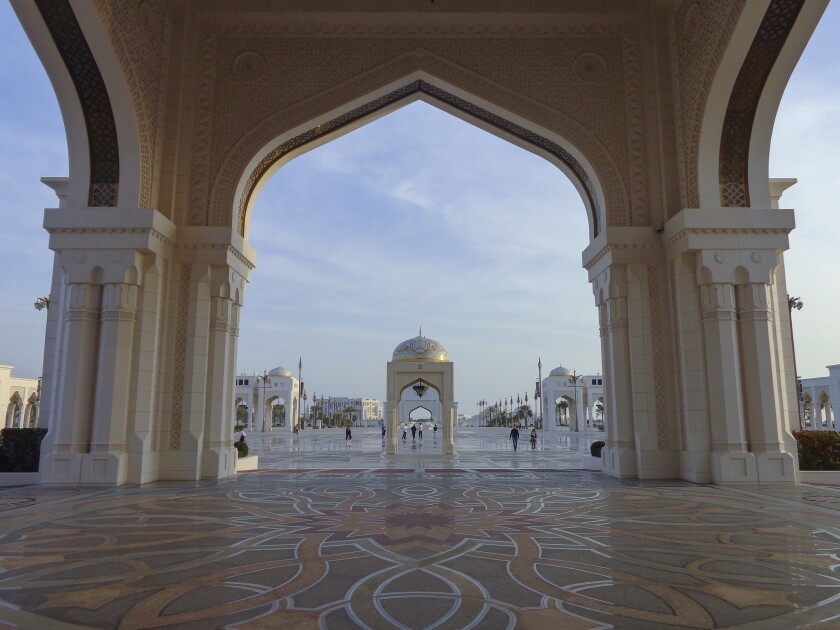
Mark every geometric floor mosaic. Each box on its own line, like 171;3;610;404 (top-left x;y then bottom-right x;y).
2;468;840;629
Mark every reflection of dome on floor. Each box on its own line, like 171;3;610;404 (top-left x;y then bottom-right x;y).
268;366;291;377
392;329;448;362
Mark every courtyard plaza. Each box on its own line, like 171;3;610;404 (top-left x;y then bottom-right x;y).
0;430;839;629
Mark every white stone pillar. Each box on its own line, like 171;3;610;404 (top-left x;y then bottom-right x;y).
386;404;398;454
442;403;455;454
82;282;138;484
42;282;101;484
736;283;796;482
201;291;236;479
699;282;756;483
595;266;637;478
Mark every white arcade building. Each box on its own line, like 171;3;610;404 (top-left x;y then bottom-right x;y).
234;367;299;433
541;366;605;432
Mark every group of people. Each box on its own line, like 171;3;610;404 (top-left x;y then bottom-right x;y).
402;422;436;440
509;426;538;451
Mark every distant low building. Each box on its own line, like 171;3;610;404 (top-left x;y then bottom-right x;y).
1;365;40;428
233;367;382;431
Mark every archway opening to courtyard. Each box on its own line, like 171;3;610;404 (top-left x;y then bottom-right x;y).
236;98;599;460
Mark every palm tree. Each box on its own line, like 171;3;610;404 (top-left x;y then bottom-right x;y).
272;404;285;426
556;400;568;426
594;401;604;430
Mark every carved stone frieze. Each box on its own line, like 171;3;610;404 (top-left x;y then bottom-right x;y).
95;0;171;208
188;15;642;233
668;0;746;208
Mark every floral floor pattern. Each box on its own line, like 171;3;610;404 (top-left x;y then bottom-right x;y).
1;470;839;629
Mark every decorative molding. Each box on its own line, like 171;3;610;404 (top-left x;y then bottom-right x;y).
95;0;171;208
647;265;669;449
35;0;119;206
197;21;635;233
719;0;805;207
169;265;191;451
669;0;746;208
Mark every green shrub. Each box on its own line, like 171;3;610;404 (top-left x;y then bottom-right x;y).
590;440;605;458
233;441;249;458
793;431;840;471
0;428;48;472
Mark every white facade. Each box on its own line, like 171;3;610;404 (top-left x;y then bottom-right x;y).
1;366;40;429
233;366;299;432
313;397;383;427
798;365;839;431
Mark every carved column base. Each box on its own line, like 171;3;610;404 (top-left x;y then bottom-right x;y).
711;452;757;484
602;445;637;478
756;451;797;484
202;446;236;480
41;452;83;484
80;452;127;485
157;450;202;481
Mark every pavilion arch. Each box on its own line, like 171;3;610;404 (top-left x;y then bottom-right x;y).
216;71;616;243
16;0;826;487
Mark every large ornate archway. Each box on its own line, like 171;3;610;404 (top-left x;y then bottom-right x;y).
11;0;829;485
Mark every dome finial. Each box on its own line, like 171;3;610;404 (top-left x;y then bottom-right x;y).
419;325;423;337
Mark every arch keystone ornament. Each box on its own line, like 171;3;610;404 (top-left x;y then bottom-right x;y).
12;0;827;485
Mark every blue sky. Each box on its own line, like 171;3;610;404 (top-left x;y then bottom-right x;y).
1;4;838;415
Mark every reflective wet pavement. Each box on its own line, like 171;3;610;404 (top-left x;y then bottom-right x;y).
1;429;839;629
247;426;605;471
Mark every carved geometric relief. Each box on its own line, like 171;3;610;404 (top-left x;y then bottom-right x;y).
35;0;120;207
191;17;637;233
647;265;669;450
718;0;805;207
169;264;191;451
95;0;171;209
231;80;604;238
669;0;746;209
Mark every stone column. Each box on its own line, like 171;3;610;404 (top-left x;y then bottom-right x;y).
82;282;138;484
736;283;796;481
386;404;398;454
699;282;756;483
202;290;236;479
597;266;637;478
42;282;101;484
442;403;455;454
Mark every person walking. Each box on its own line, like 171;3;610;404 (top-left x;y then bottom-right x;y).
530;427;537;450
411;423;417;440
509;426;520;451
402;423;408;441
433;424;438;436
238;430;246;443
381;423;386;438
418;424;423;439
345;426;352;447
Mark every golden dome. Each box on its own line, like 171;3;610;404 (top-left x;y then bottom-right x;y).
392;329;448;362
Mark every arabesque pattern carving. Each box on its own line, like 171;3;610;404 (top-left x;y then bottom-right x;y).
34;0;119;207
647;265;669;449
669;0;746;208
95;0;171;208
190;16;638;233
169;265;190;451
231;80;604;237
719;0;805;207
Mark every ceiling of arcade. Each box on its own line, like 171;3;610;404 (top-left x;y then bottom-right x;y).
90;0;748;234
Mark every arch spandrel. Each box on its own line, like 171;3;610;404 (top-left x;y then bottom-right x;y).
192;16;642;238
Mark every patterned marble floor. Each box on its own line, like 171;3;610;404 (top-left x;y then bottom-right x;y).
1;432;839;629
